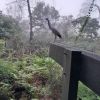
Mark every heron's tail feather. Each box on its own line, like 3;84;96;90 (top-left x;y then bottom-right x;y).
57;34;62;38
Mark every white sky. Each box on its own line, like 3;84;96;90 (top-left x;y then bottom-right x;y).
0;0;86;17
45;0;85;17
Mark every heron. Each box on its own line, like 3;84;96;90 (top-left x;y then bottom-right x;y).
46;18;62;41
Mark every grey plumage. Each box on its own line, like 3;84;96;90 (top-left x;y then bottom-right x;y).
46;18;62;39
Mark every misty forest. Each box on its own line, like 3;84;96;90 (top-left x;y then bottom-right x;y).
0;0;100;100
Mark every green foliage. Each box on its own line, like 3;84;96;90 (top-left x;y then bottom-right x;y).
78;82;100;100
0;82;12;97
0;14;23;51
0;40;5;52
0;54;62;99
0;59;17;84
0;15;21;36
72;16;100;38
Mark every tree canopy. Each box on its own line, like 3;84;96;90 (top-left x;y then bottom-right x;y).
32;1;60;29
72;16;100;38
0;14;22;39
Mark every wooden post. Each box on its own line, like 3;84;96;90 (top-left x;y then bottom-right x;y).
61;50;81;100
49;43;100;99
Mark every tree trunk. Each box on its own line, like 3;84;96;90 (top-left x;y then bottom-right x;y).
26;0;33;42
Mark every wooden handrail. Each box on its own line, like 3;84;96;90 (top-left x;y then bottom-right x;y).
49;43;100;100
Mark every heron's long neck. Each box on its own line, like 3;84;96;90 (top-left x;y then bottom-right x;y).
47;19;52;29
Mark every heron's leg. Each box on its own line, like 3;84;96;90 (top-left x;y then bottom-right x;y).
55;35;56;41
54;35;57;42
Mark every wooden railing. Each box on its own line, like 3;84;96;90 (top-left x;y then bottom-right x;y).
49;43;100;100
